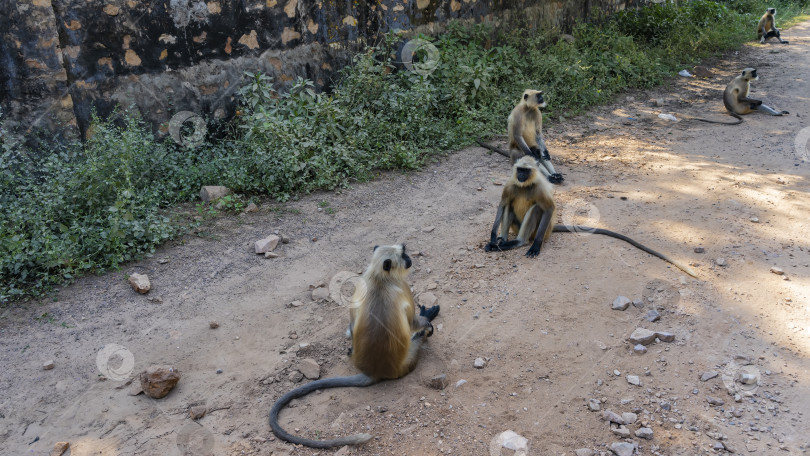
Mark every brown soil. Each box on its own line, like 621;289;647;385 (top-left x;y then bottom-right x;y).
2;21;809;456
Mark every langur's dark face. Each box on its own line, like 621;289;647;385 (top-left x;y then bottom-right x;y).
768;8;775;14
516;167;533;183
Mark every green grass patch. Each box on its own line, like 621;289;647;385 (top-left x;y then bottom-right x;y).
1;0;806;303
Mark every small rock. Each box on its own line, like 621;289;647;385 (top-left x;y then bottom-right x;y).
559;33;576;43
422;226;435;233
127;382;144;396
610;441;636;456
492;430;528;453
455;379;467;388
693;65;714;78
613;369;621;376
43;360;55;370
701;371;719;382
139;365;181;399
575;449;596;456
280;234;290;244
189;405;207;420
628;328;657;345
707;396;725;406
622;412;638;424
611;423;630;437
311;287;330;302
713;441;726;451
631;298;644;308
602;410;626;425
738;371;758;385
655;331;675;342
298;358;321;380
473;358;486;369
264;251;279;258
426;282;438;290
288;370;304;383
128;273;151;294
653;98;665;107
770;267;784;275
645;309;660;322
694;246;705;253
635;427;654;439
428;374;448;390
749;217;759;223
200;185;231;203
244;202;259;213
418;292;438;307
633;344;647;354
612;296;631;311
716;258;727;267
215;368;223;374
660;401;671;410
255;235;280;254
209;321;219;329
588;398;601;411
626;375;641;386
50;441;70;456
289;300;304;308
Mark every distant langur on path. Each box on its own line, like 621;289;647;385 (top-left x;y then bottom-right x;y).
269;244;440;448
758;8;789;44
477;89;564;184
485;156;698;277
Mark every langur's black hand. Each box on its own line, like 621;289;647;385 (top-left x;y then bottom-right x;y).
526;245;541;257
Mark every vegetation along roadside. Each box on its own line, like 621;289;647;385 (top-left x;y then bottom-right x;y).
0;0;807;303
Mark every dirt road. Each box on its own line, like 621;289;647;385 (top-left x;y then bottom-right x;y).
1;20;809;456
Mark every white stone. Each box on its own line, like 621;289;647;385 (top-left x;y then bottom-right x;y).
254;235;280;254
473;358;486;369
128;273;151;294
199;185;231;203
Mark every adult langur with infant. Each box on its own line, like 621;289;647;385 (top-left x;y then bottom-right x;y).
478;89;564;184
758;8;789;44
485;156;697;277
269;244;440;448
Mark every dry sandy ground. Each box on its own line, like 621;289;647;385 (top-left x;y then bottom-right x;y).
1;20;809;456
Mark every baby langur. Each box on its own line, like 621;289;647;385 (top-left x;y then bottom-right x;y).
269;245;440;449
758;8;789;44
485;157;697;277
724;68;788;119
478;89;563;184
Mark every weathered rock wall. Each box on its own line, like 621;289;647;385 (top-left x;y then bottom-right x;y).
0;0;627;139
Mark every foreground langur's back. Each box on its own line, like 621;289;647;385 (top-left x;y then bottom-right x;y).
269;244;440;448
350;245;417;380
